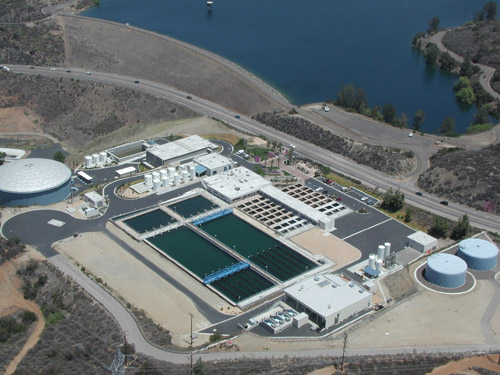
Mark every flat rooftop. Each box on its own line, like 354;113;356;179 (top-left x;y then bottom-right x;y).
147;135;217;161
408;231;437;246
203;166;271;202
194;153;232;170
284;274;369;318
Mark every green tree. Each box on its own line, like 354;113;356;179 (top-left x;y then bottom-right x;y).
460;55;475;77
473;105;489;125
370;106;382;120
381;189;405;212
335;84;368;112
484;1;497;20
429;217;449;238
456;86;476;104
397;113;408;128
424;43;440;65
413;109;425;131
451;214;470;240
453;76;471;92
382;104;397;125
474;10;485;22
0;151;5;166
439;52;458;71
427;16;440;34
193;358;205;375
53;151;65;163
404;208;413;223
440;117;456;134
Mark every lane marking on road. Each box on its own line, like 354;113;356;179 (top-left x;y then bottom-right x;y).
341;218;392;240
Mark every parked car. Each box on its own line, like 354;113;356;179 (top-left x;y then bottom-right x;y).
415;191;423;196
186;95;192;99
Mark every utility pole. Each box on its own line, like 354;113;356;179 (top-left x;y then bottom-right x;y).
190;313;194;375
123;332;128;368
341;332;348;372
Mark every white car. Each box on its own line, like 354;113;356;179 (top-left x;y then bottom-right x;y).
408;132;413;137
85;71;92;75
323;105;330;112
50;68;56;71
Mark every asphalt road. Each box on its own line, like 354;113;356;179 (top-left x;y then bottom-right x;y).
5;65;498;232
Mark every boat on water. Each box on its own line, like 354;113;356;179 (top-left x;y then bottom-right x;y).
206;1;213;8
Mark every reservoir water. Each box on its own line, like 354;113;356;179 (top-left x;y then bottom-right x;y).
84;0;498;134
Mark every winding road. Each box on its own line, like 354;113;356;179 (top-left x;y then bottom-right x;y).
4;64;499;233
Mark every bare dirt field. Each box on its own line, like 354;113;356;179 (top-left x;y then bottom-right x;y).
428;355;500;375
0;249;46;375
0;108;42;134
61;15;281;116
291;228;361;270
54;224;235;347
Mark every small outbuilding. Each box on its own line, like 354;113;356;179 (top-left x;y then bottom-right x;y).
456;238;498;271
407;231;438;253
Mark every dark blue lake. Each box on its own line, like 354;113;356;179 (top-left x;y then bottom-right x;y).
84;0;498;134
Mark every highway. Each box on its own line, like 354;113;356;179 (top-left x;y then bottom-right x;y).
4;64;500;233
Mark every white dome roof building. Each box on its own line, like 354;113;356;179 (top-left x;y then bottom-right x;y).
0;158;72;207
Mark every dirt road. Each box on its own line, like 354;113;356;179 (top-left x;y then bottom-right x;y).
0;259;45;375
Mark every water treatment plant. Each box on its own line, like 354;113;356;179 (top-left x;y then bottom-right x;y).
2;134;499;346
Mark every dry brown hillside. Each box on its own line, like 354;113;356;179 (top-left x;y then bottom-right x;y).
418;144;500;215
0;72;196;152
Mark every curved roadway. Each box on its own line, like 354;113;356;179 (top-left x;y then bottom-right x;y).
4;65;499;232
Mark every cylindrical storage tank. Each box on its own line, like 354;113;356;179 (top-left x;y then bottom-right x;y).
152;171;160;181
179;164;185;172
377;245;385;261
375;259;383;271
161;177;169;188
144;174;152;186
425;253;467;288
457;238;498;271
182;170;188;182
174;173;180;185
190;166;195;179
160;169;168;180
168;167;175;178
92;153;100;165
99;151;107;164
384;242;391;259
84;156;93;168
368;254;376;269
153;179;161;192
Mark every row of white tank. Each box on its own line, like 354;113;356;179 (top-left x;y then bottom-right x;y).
368;242;391;271
144;165;196;192
84;152;108;168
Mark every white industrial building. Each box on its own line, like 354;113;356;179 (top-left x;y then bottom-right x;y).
260;185;335;231
146;135;218;167
202;166;271;203
407;231;438;253
284;274;372;330
194;153;233;176
83;191;106;209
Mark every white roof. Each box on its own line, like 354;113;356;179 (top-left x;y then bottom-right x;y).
84;191;105;202
203;166;270;201
147;135;217;161
194;153;232;170
260;185;333;225
284;274;370;318
116;166;136;175
407;231;437;246
0;158;71;193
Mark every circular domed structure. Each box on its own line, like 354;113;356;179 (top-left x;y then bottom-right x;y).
457;238;498;271
0;158;72;207
425;253;467;288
